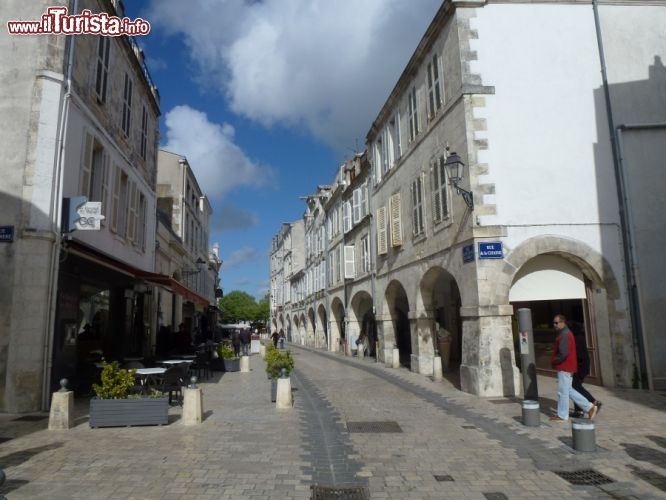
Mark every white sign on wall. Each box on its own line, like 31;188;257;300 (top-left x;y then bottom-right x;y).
75;202;105;231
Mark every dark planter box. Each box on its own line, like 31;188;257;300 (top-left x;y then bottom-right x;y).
89;397;169;428
223;358;240;372
209;358;226;371
270;379;277;402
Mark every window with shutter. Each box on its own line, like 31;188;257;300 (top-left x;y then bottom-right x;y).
127;182;138;242
390;192;403;246
111;164;120;232
361;183;368;218
411;176;424;236
432;155;449;224
344;245;355;279
377;206;388;255
95;36;110;103
343;201;352;233
81;132;93;196
352;188;361;224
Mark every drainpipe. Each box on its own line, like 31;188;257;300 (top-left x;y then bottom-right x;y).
592;0;648;389
615;122;666;391
42;0;79;410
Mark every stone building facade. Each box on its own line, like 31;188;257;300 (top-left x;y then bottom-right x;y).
270;1;666;396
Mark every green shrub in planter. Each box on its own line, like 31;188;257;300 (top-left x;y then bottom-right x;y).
265;345;294;380
92;361;137;399
217;344;238;360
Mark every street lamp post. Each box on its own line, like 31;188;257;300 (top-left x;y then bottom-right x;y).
444;152;474;210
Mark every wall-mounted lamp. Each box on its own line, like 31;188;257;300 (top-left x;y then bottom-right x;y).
444;152;474;210
182;257;206;276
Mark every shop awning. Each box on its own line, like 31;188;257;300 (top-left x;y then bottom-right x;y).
509;254;586;302
65;240;209;307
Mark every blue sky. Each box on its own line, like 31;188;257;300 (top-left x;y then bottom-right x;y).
125;0;442;299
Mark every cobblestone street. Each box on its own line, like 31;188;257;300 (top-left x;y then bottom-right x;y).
1;345;665;499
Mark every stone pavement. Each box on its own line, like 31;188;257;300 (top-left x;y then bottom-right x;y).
0;345;664;499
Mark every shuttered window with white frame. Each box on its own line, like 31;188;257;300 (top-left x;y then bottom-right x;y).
411;175;425;236
376;206;388;255
343;200;352;233
352;188;362;224
344;245;355;279
431;155;449;224
390;192;403;247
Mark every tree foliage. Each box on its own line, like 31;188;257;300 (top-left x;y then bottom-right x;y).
255;293;270;323
218;290;259;323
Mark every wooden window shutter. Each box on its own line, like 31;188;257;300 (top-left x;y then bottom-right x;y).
431;162;442;223
343;201;352;233
377;206;387;255
390;192;403;247
81;132;93;196
344;245;355;279
111;165;120;232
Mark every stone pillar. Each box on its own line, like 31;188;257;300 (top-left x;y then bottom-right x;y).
392;348;400;368
376;314;395;367
259;344;266;359
48;386;74;430
346;318;360;355
240;355;250;372
459;305;520;397
276;377;292;408
409;311;436;376
432;356;443;381
182;387;203;425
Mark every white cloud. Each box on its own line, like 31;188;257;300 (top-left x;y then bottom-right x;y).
162;105;273;197
224;247;260;267
147;0;441;153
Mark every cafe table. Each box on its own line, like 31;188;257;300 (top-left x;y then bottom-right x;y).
135;367;166;393
158;359;193;366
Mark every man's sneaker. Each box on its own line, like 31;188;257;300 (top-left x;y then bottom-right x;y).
594;401;602;414
549;416;568;423
588;404;598;420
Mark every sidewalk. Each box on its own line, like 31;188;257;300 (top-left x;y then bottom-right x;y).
0;346;664;499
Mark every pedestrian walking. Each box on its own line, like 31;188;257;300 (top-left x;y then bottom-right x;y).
240;328;251;356
271;331;279;347
549;314;598;422
232;329;241;357
570;320;602;418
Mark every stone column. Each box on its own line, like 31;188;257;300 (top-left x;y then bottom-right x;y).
276;377;292;408
48;386;74;430
459;305;520;397
408;310;436;376
376;314;395;367
346;318;360;356
182;386;203;425
240;355;250;372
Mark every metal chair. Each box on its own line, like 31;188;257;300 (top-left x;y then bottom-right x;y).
160;364;186;406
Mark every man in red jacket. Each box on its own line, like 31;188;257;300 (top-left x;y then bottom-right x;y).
550;314;598;422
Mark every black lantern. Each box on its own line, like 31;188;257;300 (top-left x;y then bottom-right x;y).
444;152;474;210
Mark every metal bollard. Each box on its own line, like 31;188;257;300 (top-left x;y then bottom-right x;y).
521;400;540;427
572;419;596;452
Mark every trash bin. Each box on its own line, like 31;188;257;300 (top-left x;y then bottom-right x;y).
521;400;540;427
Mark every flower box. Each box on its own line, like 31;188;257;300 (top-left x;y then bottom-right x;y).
89;397;169;428
223;358;240;372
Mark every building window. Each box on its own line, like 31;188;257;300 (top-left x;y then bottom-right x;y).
140;106;148;160
376;206;388;255
344;245;355;279
127;182;138;242
390;192;403;247
95;36;110;103
427;54;443;119
408;86;419;142
343;201;352;233
432;155;450;224
81;133;109;220
361;235;370;273
121;73;133;137
411;175;425;236
115;171;129;237
137;192;146;250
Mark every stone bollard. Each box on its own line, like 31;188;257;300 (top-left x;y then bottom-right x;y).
432;356;443;381
276;369;292;409
240;355;250;372
572;419;596;452
182;377;203;425
392;348;400;369
521;400;540;427
49;379;74;430
358;346;364;360
259;344;266;359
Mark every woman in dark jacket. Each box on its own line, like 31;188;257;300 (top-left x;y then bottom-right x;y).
570;321;602;417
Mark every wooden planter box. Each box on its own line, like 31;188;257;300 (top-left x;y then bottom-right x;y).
223;358;240;372
89;397;169;428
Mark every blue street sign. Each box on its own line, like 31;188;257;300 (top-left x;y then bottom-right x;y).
0;226;14;242
462;244;475;263
478;241;503;259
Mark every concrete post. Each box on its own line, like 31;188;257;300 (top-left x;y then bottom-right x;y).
240;355;250;372
276;377;292;408
432;356;443;381
182;387;203;425
48;381;74;430
259;344;266;359
392;348;400;368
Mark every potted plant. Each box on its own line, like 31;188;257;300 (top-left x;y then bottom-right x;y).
89;361;169;428
217;344;240;372
264;345;294;402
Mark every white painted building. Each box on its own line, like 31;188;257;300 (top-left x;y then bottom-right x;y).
0;0;161;411
270;0;666;395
